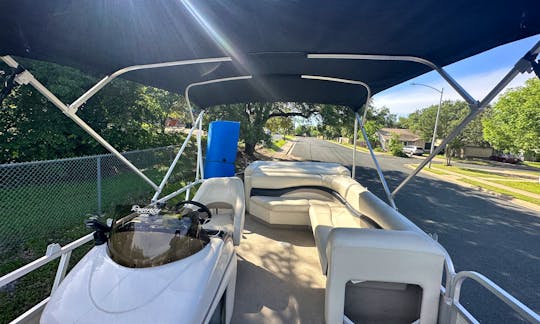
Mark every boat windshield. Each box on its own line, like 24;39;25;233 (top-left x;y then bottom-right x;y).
107;205;209;268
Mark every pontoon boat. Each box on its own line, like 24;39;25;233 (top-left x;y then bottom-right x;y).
1;1;539;323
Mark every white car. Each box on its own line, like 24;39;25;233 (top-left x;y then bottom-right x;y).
403;145;424;156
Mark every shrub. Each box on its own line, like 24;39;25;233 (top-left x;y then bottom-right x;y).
388;134;408;157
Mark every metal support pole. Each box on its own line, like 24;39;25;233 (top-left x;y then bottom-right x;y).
197;111;204;179
0;55;159;190
96;156;102;215
393;42;539;196
301;75;372;181
69;57;232;113
352;116;358;179
151;113;203;202
430;88;443;168
195;127;201;182
356;113;397;209
156;179;204;204
185;75;252;123
51;251;72;293
307;53;477;106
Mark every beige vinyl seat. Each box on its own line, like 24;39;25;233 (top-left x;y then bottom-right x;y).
243;161;447;324
191;177;245;245
244;161;351;226
325;228;446;324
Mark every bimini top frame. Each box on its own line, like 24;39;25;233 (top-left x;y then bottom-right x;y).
0;55;231;194
308;39;540;198
1;43;540;324
2;39;539;206
152;75;253;204
301;75;398;209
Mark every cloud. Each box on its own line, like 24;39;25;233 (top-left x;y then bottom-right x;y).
373;68;535;116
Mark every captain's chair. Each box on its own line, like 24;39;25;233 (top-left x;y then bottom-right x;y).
191;177;245;245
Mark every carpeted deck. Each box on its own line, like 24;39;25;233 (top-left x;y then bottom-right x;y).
232;214;326;324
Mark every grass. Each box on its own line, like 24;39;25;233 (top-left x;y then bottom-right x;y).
458;178;540;206
523;161;540;169
430;164;508;179
267;135;294;152
0;158;196;322
489;180;540;195
420;166;448;175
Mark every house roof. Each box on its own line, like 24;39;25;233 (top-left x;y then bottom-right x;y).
378;128;422;142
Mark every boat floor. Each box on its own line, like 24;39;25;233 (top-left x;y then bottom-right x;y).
232;214;326;324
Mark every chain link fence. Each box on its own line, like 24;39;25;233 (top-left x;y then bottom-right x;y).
0;145;196;274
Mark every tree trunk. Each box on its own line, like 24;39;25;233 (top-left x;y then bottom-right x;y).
445;148;452;166
244;141;256;156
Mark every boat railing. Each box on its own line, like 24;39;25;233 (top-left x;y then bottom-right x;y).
445;271;540;324
0;233;94;323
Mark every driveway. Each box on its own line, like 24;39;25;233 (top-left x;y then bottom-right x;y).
290;136;540;323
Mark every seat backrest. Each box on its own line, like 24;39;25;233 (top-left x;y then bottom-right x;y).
192;177;245;245
244;161;350;209
325;228;445;324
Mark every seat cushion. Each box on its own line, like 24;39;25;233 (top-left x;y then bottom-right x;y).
309;204;371;273
202;211;234;233
249;196;311;225
251;196;310;212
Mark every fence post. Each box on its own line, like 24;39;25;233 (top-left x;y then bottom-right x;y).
97;156;102;216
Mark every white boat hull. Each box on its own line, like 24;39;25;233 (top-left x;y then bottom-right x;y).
41;238;236;324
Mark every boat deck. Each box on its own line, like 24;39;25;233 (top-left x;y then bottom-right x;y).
232;214;326;324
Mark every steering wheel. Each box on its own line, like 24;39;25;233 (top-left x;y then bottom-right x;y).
174;200;212;222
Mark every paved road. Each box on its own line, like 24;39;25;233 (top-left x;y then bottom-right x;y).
290;137;540;323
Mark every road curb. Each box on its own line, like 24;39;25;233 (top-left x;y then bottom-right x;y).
324;140;385;155
286;141;296;157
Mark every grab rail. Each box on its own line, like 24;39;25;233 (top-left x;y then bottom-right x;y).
448;271;540;324
0;233;94;322
0;233;93;290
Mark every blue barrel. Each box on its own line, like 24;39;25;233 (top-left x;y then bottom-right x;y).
204;121;240;178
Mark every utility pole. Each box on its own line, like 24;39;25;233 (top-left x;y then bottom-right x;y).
411;83;444;168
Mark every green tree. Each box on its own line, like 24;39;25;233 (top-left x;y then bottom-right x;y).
205;102;319;155
403;100;486;165
316;104;355;139
361;105;398;147
265;116;294;135
388;133;407;157
0;59;185;163
482;78;540;156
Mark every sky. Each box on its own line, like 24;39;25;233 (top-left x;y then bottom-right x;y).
372;35;540;117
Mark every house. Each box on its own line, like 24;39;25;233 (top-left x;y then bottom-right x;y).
377;128;426;151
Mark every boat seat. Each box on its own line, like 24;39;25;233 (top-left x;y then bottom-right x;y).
244;160;350;210
325;228;445;324
202;209;234;234
191;177;245;245
309;204;373;273
249;196;341;226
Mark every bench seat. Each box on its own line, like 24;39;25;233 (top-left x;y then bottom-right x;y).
249;196;341;226
309;204;374;273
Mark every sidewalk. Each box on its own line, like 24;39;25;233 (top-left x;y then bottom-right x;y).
264;139;298;160
430;167;540;200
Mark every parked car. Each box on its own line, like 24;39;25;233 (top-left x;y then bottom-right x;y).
402;145;424;156
489;153;522;164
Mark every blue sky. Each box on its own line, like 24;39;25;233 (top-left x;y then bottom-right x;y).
373;35;540;117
